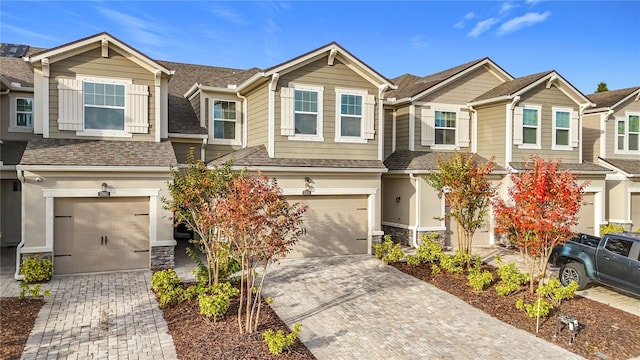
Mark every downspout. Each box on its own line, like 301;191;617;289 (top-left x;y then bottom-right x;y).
410;173;421;248
267;73;280;158
468;105;478;154
377;84;391;161
237;92;248;148
0;89;10;95
14;168;25;280
505;96;521;167
200;138;206;162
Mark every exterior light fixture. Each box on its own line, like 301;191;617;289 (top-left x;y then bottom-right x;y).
99;182;110;197
395;196;401;203
303;176;313;195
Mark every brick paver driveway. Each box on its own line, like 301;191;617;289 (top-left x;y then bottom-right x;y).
262;255;583;360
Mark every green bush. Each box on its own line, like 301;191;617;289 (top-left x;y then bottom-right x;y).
405;233;443;266
439;251;471;274
467;269;493;291
515;278;579;319
494;255;529;296
198;282;239;322
263;323;302;355
186;245;241;285
19;283;51;299
151;269;184;307
431;264;441;275
373;235;404;264
516;297;553;318
599;223;625;235
20;257;53;283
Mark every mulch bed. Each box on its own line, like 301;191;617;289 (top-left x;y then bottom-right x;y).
0;298;44;360
392;262;640;360
161;292;315;359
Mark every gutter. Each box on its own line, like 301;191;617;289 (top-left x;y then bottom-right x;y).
16;165;172;172
15;169;25;280
409;173;420;248
226;165;388;174
237;92;248;148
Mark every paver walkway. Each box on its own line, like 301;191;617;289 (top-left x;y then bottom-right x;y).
263;255;584;360
0;249;177;360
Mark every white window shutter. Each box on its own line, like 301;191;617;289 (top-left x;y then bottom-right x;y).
280;87;295;136
570;110;579;147
125;84;149;133
363;94;376;139
57;78;83;131
421;108;435;146
458;110;470;147
513;106;524;145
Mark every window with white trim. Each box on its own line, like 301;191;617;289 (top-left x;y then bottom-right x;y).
616;112;640;153
280;84;324;141
9;96;34;132
552;107;571;149
435;111;456;145
211;100;240;144
514;104;541;148
335;88;374;143
83;82;125;131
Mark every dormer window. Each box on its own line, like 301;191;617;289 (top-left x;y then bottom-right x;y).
211;100;240;145
9;96;34;133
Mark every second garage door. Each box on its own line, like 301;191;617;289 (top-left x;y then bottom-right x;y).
573;192;595;235
54;197;150;274
287;195;368;258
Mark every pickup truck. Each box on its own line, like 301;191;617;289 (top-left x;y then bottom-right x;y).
551;231;640;295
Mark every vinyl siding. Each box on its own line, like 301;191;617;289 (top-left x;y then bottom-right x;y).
581;113;601;162
204;145;239;161
171;142;201;163
476;103;506;166
384;108;393;158
246;84;269;147
190;93;201;125
274;57;379;160
382;177;415;225
512;84;580;163
604;97;640;160
395;106;410;151
418;67;506;104
48;46;156;141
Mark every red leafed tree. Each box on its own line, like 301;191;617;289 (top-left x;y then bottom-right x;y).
493;157;588;293
215;172;306;334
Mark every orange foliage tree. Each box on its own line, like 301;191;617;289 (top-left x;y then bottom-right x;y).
215;172;307;334
493;157;588;293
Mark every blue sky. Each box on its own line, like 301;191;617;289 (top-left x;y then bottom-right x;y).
1;1;638;94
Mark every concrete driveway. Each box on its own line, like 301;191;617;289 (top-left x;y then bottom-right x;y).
262;255;583;360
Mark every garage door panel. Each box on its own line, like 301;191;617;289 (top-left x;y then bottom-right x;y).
573;193;595;235
287;195;368;258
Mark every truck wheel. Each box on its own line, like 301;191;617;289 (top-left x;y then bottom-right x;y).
559;262;588;290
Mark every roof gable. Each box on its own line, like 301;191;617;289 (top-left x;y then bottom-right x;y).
26;32;173;76
586;87;640;112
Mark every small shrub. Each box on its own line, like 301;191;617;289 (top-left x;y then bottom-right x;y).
19;283;51;299
431;264;441;275
599;223;625;235
20;257;53;283
516;297;553;318
405;233;443;266
515;278;579;319
263;323;302;355
198;282;239;322
151;269;183;307
373;235;404;264
439;251;471;274
494;255;529;296
467;269;493;292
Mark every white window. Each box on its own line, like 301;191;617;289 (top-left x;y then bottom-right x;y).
335;88;372;143
616;112;640;153
58;75;148;137
514;104;541;149
552;107;572;150
211;100;240;145
421;104;470;149
9;96;34;132
281;84;324;141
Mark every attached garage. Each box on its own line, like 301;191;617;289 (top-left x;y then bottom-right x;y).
573;193;595;235
53;197;150;274
287;195;369;258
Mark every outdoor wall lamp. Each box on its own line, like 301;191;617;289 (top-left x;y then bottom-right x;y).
303;176;313;195
395;196;401;203
99;182;111;197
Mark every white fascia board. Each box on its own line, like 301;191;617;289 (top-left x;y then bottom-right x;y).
467;95;512;107
583;106;611;115
236;72;267;92
183;83;201;98
411;60;493;101
168;133;208;139
27;33;173;75
17;165;171;172
598;159;636;178
514;72;592;106
282;187;378;196
225;165;387;174
0;165;17;171
198;85;239;94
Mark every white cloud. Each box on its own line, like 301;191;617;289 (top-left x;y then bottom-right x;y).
1;24;61;43
411;35;429;48
498;11;551;35
526;0;544;4
465;12;476;20
210;6;247;25
98;7;168;46
454;12;476;29
468;18;499;38
500;2;519;14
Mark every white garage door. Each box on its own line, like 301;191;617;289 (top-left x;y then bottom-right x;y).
573;193;595;235
54;197;150;274
287;195;368;258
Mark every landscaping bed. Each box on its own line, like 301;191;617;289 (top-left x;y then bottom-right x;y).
0;298;44;360
392;261;640;360
160;290;315;359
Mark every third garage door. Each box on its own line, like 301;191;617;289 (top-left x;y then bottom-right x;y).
287;195;368;258
54;197;150;274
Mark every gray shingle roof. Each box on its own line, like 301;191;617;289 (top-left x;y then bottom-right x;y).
471;71;552;102
157;60;259;135
0;56;35;88
586;87;640;109
1;140;28;165
509;161;610;173
387;58;488;99
599;158;640;176
20;138;177;167
209;145;386;169
384;150;502;172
